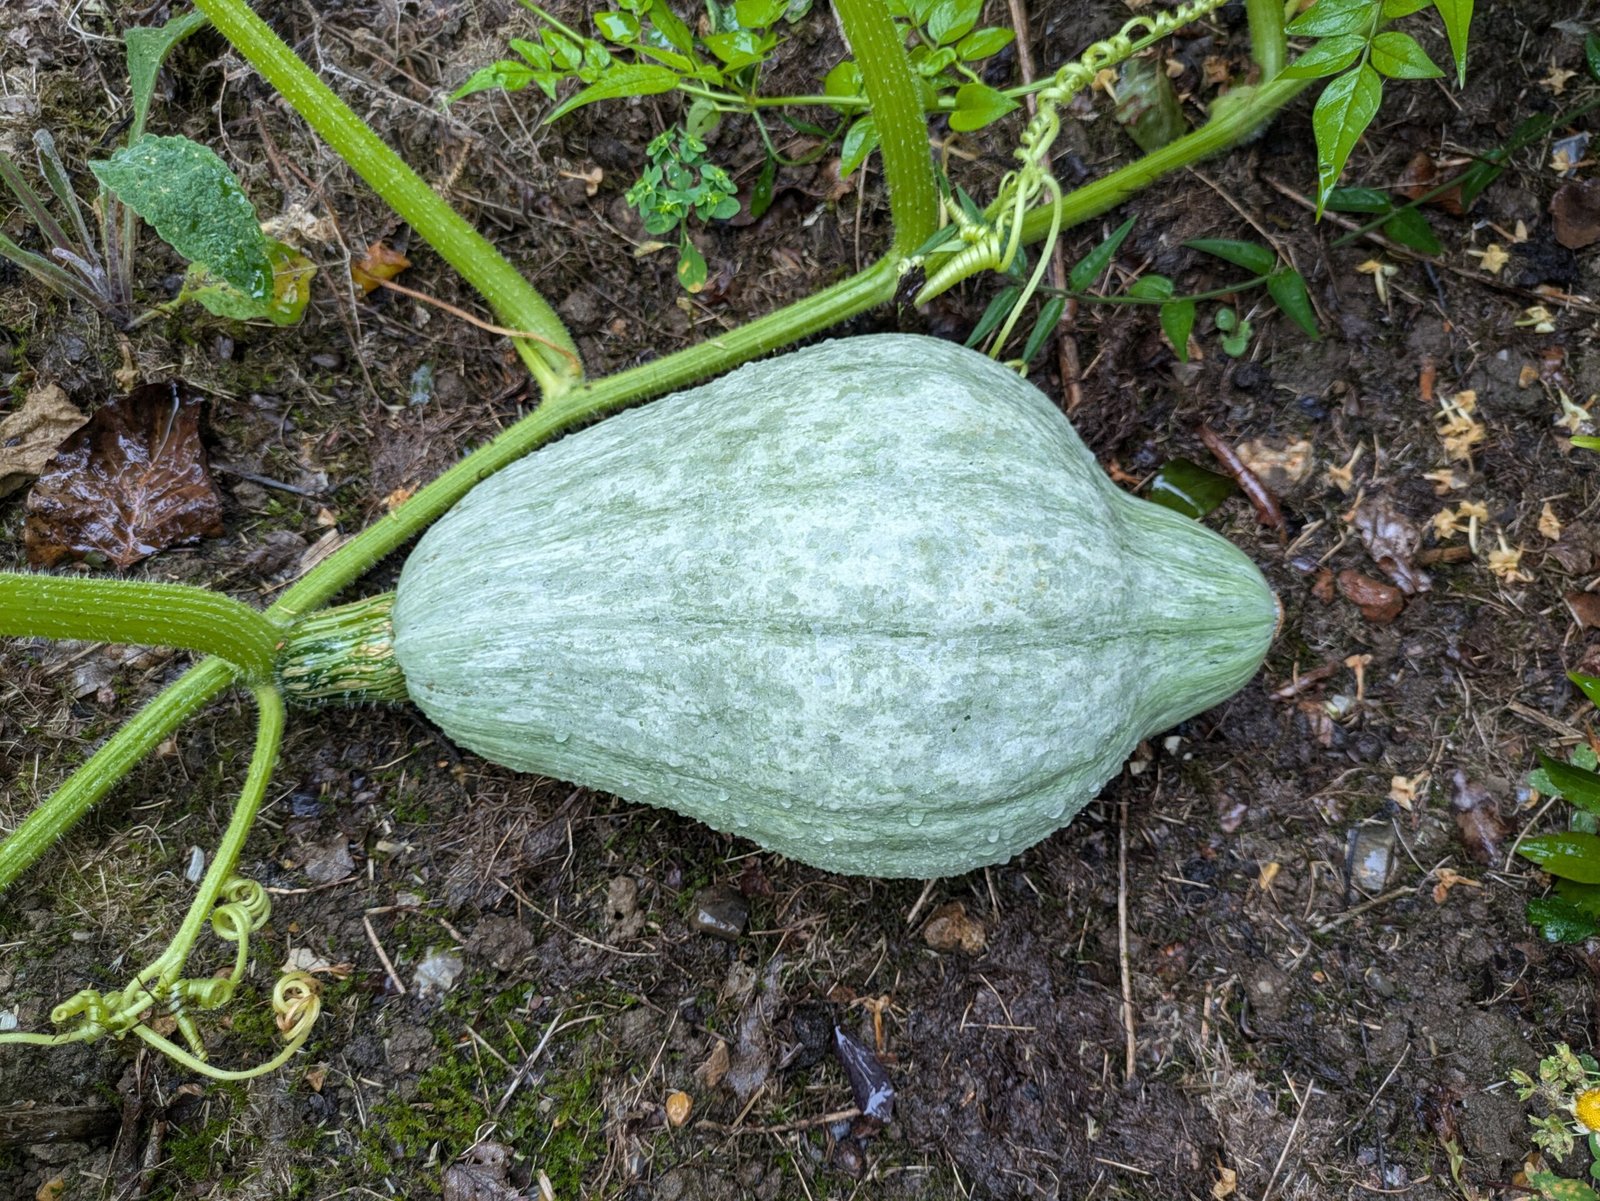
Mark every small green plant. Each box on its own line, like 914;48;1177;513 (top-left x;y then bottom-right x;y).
0;9;311;326
1521;675;1600;943
626;126;740;291
1280;0;1472;213
1510;1044;1600;1199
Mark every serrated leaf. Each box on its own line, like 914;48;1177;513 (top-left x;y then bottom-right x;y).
1519;832;1600;883
927;0;982;46
1370;30;1444;79
840;115;879;176
545;64;680;123
125;9;209;140
1432;0;1473;86
966;286;1021;347
1160;298;1196;360
1312;64;1383;213
1324;185;1392;213
90;135;269;299
1186;237;1277;276
1267;269;1319;337
1021;296;1065;365
956;27;1014;61
949;81;1019;131
1069;216;1137;292
1381;207;1442;254
1285;0;1380;37
1282;34;1366;80
1527;896;1600;943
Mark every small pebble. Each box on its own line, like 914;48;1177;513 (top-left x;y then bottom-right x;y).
689;887;748;941
1347;824;1395;893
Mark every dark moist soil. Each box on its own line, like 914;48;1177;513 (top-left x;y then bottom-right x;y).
1;1;1598;1197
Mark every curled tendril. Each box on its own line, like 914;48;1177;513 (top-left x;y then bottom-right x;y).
915;0;1229;318
212;875;270;942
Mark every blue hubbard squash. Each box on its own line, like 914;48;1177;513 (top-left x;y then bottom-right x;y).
323;335;1275;877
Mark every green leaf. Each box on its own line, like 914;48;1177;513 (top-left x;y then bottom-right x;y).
840;115;879;176
824;61;863;107
966;285;1020;347
1147;458;1237;518
1588;33;1600;84
1432;0;1473;86
1285;0;1380;37
1069;216;1137;293
1312;64;1383;213
1557;878;1600;919
1186;237;1276;276
1380;0;1431;14
704;28;776;70
1572;670;1600;707
734;0;786;27
1528;1170;1600;1201
545;64;680;122
450;59;537;101
1021;297;1065;366
926;0;982;46
1519;832;1600;883
1527;896;1600;944
594;10;641;41
1539;751;1600;814
1160;299;1196;360
749;154;777;220
1323;186;1392;213
1127;273;1174;301
1267;269;1319;337
1381;207;1442;254
1574;437;1600;454
948;82;1019;132
124;9;209;141
90;135;269;299
1282;34;1366;80
956;27;1015;62
676;240;707;291
187;237;313;325
649;1;695;53
1370;30;1443;78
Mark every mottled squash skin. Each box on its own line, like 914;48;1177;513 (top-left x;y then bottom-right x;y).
392;335;1275;877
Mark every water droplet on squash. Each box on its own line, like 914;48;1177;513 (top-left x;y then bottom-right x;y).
986;829;1000;843
553;731;570;744
907;812;925;828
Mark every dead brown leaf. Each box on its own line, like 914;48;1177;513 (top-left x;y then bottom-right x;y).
352;241;411;294
1336;569;1405;623
1397;151;1467;214
1450;771;1505;865
0;384;87;499
24;380;224;569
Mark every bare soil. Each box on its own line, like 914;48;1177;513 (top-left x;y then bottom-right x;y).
2;2;1599;1198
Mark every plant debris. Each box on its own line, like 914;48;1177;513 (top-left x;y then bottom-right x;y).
1351;496;1429;594
23;380;224;569
0;384;86;499
922;900;986;954
1551;179;1600;249
833;1025;894;1124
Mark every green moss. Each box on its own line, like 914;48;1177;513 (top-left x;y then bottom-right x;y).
163;1082;252;1183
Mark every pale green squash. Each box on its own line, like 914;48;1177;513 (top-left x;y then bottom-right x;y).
389;334;1275;878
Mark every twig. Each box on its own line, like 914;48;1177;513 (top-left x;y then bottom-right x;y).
493;1011;606;1116
905;878;939;928
1198;424;1286;532
1312;886;1415;935
696;1107;861;1136
1118;797;1136;1083
1262;1075;1315;1201
362;913;405;996
373;277;584;370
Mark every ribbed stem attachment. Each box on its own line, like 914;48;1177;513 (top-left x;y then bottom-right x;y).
275;593;407;705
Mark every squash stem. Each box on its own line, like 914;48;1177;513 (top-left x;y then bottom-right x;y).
1246;0;1287;82
186;0;583;399
833;0;939;253
0;572;281;680
275;593;406;705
